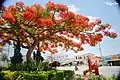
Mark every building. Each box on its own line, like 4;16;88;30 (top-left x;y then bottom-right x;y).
103;54;120;66
75;53;95;65
46;53;102;66
46;53;72;64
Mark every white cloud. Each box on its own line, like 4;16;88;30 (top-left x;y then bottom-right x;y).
67;5;99;22
86;16;99;22
105;2;118;6
68;4;79;13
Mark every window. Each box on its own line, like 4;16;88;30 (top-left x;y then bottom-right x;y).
76;57;77;59
84;56;86;59
79;57;82;59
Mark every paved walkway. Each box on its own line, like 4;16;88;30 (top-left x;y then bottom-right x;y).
99;66;120;77
57;65;88;74
57;66;120;77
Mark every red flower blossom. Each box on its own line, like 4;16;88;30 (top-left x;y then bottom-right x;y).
7;5;17;14
59;12;67;18
23;11;33;20
95;19;102;25
0;19;4;25
95;34;103;41
2;11;16;23
88;22;96;30
46;1;56;11
55;4;68;12
36;18;53;27
67;11;75;18
32;4;44;11
110;32;117;39
16;1;24;6
103;24;109;28
104;31;110;36
55;19;61;23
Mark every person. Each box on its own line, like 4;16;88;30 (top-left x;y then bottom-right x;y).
94;61;99;75
75;65;78;71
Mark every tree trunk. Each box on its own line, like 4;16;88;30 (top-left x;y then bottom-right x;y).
26;41;38;62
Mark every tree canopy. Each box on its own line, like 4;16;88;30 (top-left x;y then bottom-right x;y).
0;1;117;61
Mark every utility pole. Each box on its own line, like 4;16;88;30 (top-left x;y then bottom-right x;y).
98;43;104;66
51;53;53;62
7;44;10;59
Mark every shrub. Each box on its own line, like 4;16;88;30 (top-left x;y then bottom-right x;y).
0;67;3;72
0;70;74;80
1;71;13;80
37;62;52;71
88;76;117;80
0;72;4;80
8;61;52;72
21;73;41;80
56;71;64;80
0;66;8;72
8;61;37;71
12;71;21;80
64;70;74;80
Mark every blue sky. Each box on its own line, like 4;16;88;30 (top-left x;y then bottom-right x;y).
3;0;120;57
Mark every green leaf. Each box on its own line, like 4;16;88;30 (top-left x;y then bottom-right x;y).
27;28;35;35
72;30;76;35
41;10;49;18
16;13;23;23
12;31;17;36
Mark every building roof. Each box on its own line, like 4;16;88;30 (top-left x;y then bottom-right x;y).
75;53;95;57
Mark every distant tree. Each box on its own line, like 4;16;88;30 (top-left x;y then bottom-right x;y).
1;53;8;62
33;50;44;62
10;39;23;64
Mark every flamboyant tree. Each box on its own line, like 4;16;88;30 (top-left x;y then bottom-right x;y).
0;1;117;61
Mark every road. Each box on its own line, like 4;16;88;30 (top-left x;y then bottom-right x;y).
99;66;120;77
57;66;120;77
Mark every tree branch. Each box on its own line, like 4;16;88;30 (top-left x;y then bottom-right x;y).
21;44;29;49
51;10;56;25
27;17;35;26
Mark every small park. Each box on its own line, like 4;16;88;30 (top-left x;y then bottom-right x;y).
0;1;118;80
